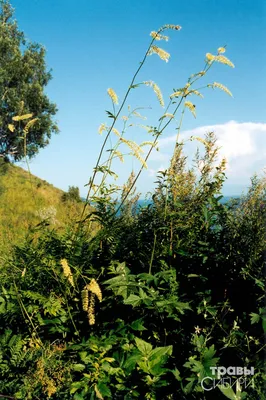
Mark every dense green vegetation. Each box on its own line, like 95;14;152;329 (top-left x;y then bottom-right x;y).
0;7;265;400
0;138;265;399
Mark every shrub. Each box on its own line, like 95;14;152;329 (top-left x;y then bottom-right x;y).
62;186;81;203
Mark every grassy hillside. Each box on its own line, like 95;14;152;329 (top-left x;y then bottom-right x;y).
0;159;84;254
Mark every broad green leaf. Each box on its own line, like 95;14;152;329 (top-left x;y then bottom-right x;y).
124;353;142;371
104;275;127;286
72;363;86;372
137;360;150;374
95;382;112;399
203;345;216;360
149;345;173;362
124;294;142;307
138;287;148;300
70;382;83;394
131;319;147;331
94;384;104;400
135;337;152;355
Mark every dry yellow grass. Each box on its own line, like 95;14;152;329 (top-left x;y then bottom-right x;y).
0;161;84;256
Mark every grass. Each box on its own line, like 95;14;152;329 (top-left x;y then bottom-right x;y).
0;159;84;256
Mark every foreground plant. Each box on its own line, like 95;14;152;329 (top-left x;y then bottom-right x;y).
78;25;234;233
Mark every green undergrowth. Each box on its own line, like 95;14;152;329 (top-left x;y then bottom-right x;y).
0;141;265;399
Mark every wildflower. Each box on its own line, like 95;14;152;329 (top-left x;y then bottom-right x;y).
218;46;226;54
8;124;15;132
81;287;89;311
164;24;182;31
148;45;170;62
88;294;96;325
150;31;169;41
213;82;233;97
185;101;196;118
60;259;74;287
86;278;102;302
216;55;234;68
24;118;38;134
170;90;183;98
206;53;234;68
98;123;107;135
107;88;118;104
206;53;215;62
194;326;201;334
112;127;120;137
12;113;33;121
144;80;164;107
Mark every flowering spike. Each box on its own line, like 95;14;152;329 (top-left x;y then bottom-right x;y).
107;88;118;104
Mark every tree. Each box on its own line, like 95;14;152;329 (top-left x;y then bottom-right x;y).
0;0;59;161
61;186;82;203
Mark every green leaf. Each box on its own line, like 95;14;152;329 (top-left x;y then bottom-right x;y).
137;360;150;374
72;363;86;372
135;337;152;355
70;381;83;394
203;345;216;361
250;312;260;324
131;319;147;331
97;382;112;398
74;394;85;400
130;84;141;89
149;346;173;362
106;110;115;119
124;352;142;372
138;287;148;300
79;351;91;364
172;368;181;381
124;294;142;307
104;275;127;286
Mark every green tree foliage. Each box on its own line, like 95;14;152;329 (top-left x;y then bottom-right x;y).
62;186;82;203
0;0;58;161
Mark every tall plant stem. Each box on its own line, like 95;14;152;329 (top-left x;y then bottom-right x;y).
78;28;165;227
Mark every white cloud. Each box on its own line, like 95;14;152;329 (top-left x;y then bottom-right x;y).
148;121;266;183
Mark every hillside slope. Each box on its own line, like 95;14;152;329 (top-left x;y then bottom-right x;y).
0;159;84;254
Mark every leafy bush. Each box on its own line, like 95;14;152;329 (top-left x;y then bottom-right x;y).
62;186;82;203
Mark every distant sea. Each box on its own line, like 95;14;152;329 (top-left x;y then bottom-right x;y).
136;195;240;209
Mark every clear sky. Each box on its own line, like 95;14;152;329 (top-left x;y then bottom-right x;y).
11;0;266;197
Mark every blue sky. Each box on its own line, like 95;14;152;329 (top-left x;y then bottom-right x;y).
11;0;266;197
